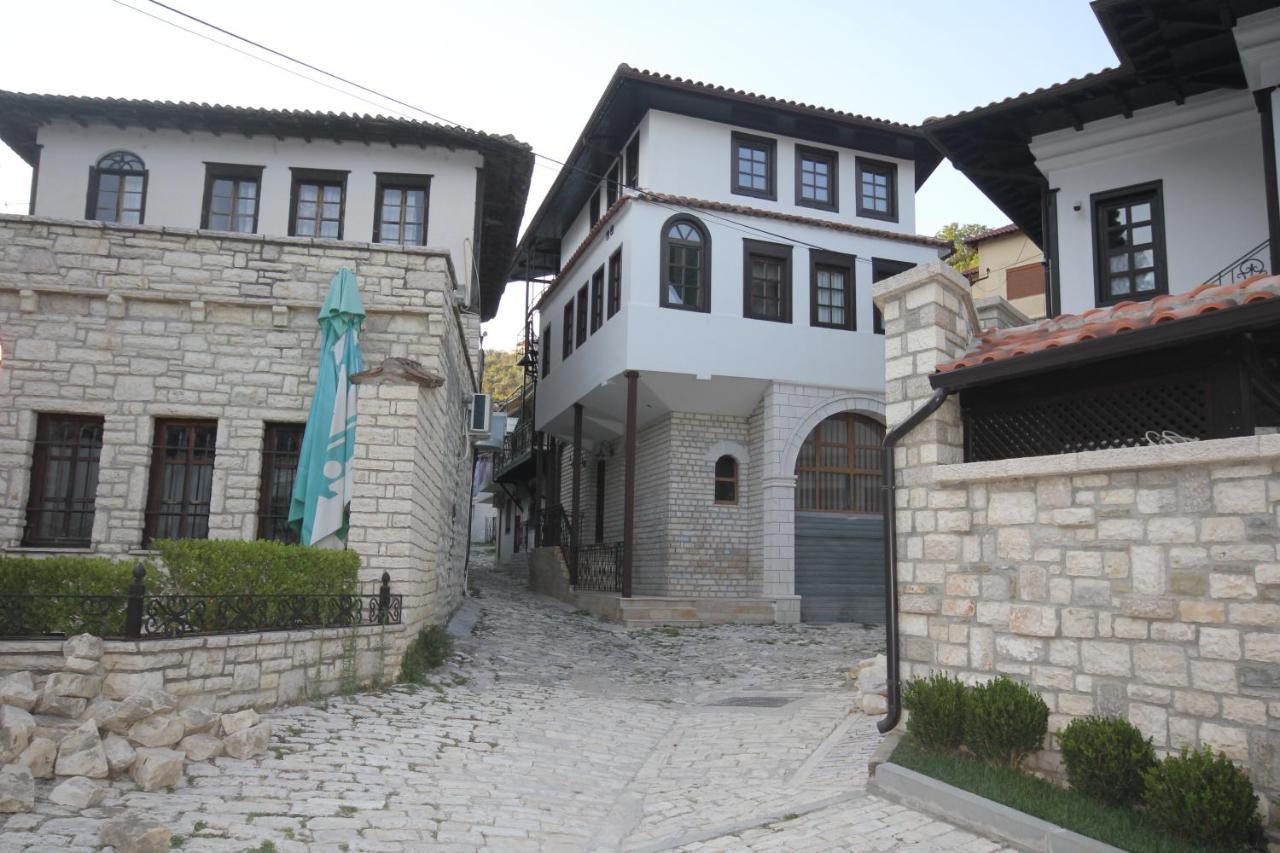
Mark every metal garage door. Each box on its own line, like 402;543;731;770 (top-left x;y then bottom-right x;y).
794;512;884;623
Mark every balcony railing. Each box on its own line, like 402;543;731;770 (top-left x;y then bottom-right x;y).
576;543;623;593
494;418;534;475
1204;239;1269;287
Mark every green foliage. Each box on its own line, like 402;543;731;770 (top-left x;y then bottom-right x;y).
1058;716;1156;807
901;672;968;752
398;625;454;684
482;348;525;404
1143;747;1262;850
964;675;1049;768
935;222;989;271
151;539;358;596
0;555;139;635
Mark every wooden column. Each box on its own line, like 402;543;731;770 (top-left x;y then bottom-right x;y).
530;431;542;548
622;370;638;598
570;404;583;586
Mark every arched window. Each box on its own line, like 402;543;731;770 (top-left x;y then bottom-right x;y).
660;215;710;312
714;455;738;505
87;151;147;224
796;413;884;513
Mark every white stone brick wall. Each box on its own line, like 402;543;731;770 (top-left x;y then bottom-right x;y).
0;215;477;670
874;260;1280;808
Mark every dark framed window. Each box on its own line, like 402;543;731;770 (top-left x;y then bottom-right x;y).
374;173;430;246
289;168;347;239
589;190;601;228
258;423;304;543
144;419;217;545
660;214;711;312
742;239;792;323
201;163;263;234
856;157;897;222
731;132;776;200
562;301;574;359
590;266;605;332
541;325;552;378
576;283;589;345
1092;181;1167;306
607;248;623;318
796;145;838;211
871;258;914;335
796;413;884;513
810;250;856;330
86;151;147;224
625;135;640;188
714;455;738;505
607;162;620;207
22;414;104;548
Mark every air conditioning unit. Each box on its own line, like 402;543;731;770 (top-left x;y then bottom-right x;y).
469;393;492;434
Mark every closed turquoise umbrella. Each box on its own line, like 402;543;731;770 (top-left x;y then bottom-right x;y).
289;268;366;546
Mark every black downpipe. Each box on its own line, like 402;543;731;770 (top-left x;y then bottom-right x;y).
877;387;954;734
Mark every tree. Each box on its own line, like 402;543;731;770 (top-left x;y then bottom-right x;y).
936;222;990;272
482;349;524;403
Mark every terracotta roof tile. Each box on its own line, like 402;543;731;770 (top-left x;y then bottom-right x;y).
936;274;1280;374
963;223;1021;246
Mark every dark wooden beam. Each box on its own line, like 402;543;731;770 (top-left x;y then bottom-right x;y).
570;403;583;587
622;371;638;599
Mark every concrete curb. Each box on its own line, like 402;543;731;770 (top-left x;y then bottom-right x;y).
868;763;1122;853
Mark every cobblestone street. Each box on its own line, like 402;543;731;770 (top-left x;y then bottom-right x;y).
1;554;1009;852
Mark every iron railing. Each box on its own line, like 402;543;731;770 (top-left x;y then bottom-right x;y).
0;564;402;640
1204;239;1270;287
576;543;623;593
494;418;534;473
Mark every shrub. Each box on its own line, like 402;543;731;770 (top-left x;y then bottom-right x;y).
1143;747;1262;850
964;675;1049;768
398;625;454;684
1057;716;1156;807
901;672;968;752
0;555;139;635
152;539;359;596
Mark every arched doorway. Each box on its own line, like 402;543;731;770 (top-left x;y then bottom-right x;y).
793;412;885;622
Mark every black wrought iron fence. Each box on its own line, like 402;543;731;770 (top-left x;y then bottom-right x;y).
1204;239;1269;287
576;542;623;593
0;564;403;640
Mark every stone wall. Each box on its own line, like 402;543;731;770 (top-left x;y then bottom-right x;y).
0;214;478;669
873;261;1280;806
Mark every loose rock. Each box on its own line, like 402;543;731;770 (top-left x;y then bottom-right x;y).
63;656;104;675
100;813;172;853
0;763;34;813
102;733;137;775
35;685;87;719
178;706;217;735
0;671;38;711
218;708;260;736
178;733;224;761
49;775;105;808
46;671;103;700
223;721;271;760
127;713;185;748
0;705;35;763
54;720;109;779
130;747;183;792
17;737;56;779
62;633;104;661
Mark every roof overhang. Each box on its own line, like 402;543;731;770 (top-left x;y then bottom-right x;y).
511;65;945;281
0;91;534;321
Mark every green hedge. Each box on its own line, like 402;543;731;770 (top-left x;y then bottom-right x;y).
0;555;139;636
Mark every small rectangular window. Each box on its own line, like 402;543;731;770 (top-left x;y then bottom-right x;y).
871;258;915;335
23;414;104;548
562;302;574;359
589;190;601;228
144;418;217;545
607;162;620;207
625;135;640;188
796;146;838;212
607;248;623;318
856;157;897;222
289;168;348;239
742;239;792;323
590;266;604;332
1092;181;1167;306
258;423;304;543
576;283;589;345
731;132;776;200
201;163;263;234
374;173;430;246
541;325;552;378
810;250;856;330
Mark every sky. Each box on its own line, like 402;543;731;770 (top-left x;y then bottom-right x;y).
0;0;1121;350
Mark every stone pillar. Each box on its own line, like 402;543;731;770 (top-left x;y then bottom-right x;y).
871;260;976;677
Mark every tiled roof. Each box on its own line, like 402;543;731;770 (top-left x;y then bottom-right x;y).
531;195;633;311
936;273;1280;374
963;223;1021;246
923;69;1121;127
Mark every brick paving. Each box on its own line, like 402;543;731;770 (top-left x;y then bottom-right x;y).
0;554;1011;852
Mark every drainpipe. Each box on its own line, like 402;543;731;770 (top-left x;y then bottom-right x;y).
877;387;954;734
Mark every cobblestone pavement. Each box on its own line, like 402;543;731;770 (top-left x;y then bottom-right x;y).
1;554;1011;852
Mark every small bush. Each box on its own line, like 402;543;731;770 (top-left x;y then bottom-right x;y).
901;672;968;752
398;625;454;684
964;675;1049;768
0;555;139;635
153;539;359;596
1058;716;1156;807
1143;747;1262;850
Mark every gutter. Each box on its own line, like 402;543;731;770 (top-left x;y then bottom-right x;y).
877;387;954;734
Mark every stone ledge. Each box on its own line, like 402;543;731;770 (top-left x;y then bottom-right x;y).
869;762;1122;853
933;434;1280;485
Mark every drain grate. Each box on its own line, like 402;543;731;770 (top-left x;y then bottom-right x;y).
710;696;795;708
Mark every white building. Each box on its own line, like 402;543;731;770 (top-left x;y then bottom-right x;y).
926;0;1280;317
504;66;949;624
